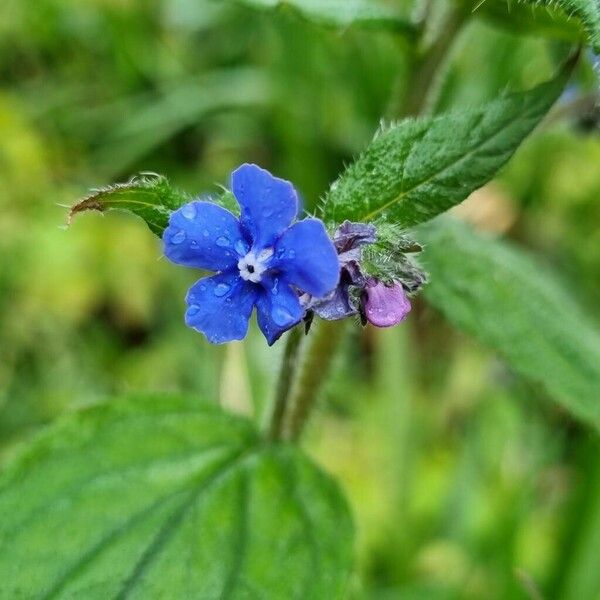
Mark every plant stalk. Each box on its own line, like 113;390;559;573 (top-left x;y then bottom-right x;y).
267;325;304;441
269;3;469;446
284;320;344;442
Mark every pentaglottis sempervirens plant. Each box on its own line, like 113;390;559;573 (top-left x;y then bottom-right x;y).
1;0;600;598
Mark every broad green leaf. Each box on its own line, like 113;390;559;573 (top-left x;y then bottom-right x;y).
0;395;353;599
235;0;416;33
322;58;574;227
68;173;189;236
420;218;600;430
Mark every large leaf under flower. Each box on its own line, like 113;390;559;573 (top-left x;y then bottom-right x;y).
0;394;354;598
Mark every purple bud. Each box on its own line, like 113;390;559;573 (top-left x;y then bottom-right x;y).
333;221;377;263
364;280;411;327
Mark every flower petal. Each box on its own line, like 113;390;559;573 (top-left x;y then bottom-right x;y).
272;219;340;297
163;201;249;271
231;164;298;249
185;271;257;344
256;276;303;345
333;221;377;259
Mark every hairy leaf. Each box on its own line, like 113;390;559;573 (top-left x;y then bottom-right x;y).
0;395;353;599
322;58;574;227
420;218;600;430
68;173;189;236
475;0;586;44
235;0;415;33
518;0;600;51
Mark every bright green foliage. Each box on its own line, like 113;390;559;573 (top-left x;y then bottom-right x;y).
475;0;586;44
68;174;189;236
0;395;353;599
420;219;600;431
235;0;415;32
520;0;600;51
322;60;572;227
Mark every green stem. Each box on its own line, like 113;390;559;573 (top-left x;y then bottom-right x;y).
267;325;304;441
285;320;344;442
269;4;469;445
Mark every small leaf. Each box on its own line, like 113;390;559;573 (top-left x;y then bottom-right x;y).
0;395;353;598
322;56;575;227
475;0;589;45
235;0;416;33
420;218;600;430
68;173;189;236
518;0;600;52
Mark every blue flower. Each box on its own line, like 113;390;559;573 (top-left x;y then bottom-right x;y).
163;164;340;345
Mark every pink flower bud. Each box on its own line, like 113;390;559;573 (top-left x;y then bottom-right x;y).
364;280;411;327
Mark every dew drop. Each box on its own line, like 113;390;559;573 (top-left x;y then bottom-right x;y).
271;278;279;295
234;239;248;256
272;306;295;327
181;203;196;220
216;236;230;248
202;229;210;237
287;249;296;259
170;229;186;245
214;283;231;297
187;304;201;316
190;240;199;248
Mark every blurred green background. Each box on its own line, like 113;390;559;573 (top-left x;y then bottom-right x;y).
1;1;599;598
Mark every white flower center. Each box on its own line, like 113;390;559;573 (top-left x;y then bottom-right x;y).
237;248;273;283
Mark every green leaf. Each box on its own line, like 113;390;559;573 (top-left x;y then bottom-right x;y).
235;0;416;33
322;57;574;227
0;395;353;598
420;218;600;430
517;0;600;52
68;173;189;236
474;0;587;45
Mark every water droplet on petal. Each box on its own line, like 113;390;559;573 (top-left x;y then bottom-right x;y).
271;278;279;295
287;249;296;259
272;306;295;327
235;240;248;256
187;304;202;316
216;236;230;248
214;283;231;297
190;240;199;248
181;203;196;220
170;229;186;245
202;229;210;237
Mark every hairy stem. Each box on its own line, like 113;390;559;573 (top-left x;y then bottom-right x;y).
267;325;304;441
285;320;344;442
